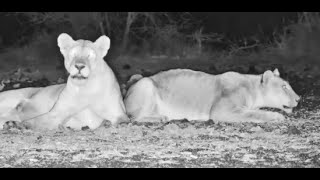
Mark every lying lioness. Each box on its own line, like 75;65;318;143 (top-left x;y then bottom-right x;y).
0;33;128;130
124;68;300;123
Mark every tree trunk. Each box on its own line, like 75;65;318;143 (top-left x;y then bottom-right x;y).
122;12;136;52
104;13;111;36
99;22;105;36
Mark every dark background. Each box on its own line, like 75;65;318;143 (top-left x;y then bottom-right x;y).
192;12;297;37
0;12;298;46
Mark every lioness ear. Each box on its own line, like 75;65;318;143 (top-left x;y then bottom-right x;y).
273;68;280;77
261;70;274;84
94;35;110;57
57;33;75;56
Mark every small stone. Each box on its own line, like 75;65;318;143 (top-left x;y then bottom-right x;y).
36;149;42;152
0;84;5;91
13;83;20;88
287;126;301;135
56;77;65;84
250;126;264;133
81;126;90;131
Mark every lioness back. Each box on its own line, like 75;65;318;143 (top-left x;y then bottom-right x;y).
150;69;217;119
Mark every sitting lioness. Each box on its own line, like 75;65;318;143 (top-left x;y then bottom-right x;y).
124;69;300;123
0;33;128;130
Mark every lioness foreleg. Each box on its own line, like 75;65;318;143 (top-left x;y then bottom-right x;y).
213;108;286;123
91;96;130;127
239;109;286;122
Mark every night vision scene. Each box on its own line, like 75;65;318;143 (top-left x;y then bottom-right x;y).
0;12;320;168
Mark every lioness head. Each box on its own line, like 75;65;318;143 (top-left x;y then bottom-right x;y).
260;68;300;113
57;33;110;85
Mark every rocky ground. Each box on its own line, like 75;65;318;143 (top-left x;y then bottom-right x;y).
0;57;320;168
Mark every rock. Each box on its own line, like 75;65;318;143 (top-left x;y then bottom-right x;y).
13;83;20;88
287;126;301;135
0;81;5;91
57;77;65;84
250;126;264;133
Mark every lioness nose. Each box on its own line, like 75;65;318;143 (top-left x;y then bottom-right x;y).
295;96;301;103
75;64;85;71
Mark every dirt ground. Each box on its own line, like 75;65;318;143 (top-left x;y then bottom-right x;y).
1;57;320;168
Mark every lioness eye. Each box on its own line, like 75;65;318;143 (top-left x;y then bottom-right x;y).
88;52;95;59
282;85;287;89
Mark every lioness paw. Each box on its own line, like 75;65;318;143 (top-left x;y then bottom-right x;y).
267;112;286;122
112;116;131;127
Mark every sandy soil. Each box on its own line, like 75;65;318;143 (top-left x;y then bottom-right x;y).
1;109;320;168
